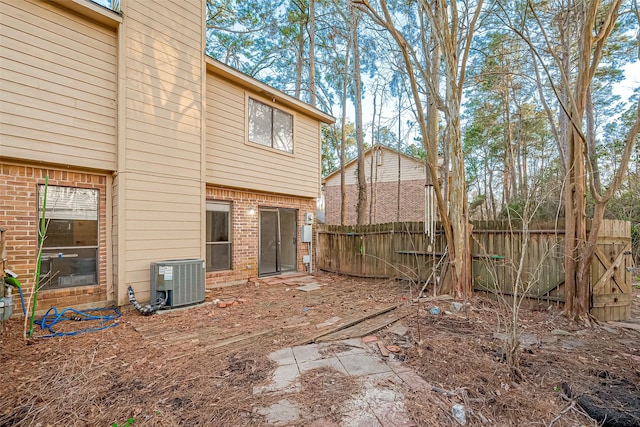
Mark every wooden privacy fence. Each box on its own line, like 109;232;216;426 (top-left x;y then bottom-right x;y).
316;220;633;321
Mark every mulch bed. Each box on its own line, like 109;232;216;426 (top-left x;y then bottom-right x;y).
1;273;639;426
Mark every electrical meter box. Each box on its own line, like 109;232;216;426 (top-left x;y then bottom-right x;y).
301;225;313;243
304;212;314;225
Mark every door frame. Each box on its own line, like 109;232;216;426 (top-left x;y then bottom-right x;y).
258;207;298;277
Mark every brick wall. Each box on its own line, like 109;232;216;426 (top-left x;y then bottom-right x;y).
324;180;425;225
206;185;315;286
0;163;108;314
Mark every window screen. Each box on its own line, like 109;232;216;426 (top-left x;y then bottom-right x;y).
248;98;293;153
206;201;232;272
38;185;99;289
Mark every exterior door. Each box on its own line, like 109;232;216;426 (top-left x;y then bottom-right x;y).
259;208;297;276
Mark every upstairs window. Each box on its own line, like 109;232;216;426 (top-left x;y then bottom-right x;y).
248;98;293;153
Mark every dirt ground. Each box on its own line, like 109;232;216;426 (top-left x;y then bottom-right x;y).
1;272;639;426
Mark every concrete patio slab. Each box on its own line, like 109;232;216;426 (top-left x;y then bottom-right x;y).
296;282;322;292
253;364;301;394
268;347;296;365
309;417;341;427
387;322;409;337
370;401;417;427
292;343;324;362
361;371;404;387
394;369;432;392
386;359;414;374
339;352;392;376
332;338;370;356
298;356;348;375
319;340;370;359
255;399;301;426
356;385;404;405
259;339;425;426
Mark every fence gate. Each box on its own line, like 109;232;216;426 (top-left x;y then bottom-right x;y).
591;220;633;321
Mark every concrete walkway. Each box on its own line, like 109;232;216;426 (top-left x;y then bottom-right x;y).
253;338;430;426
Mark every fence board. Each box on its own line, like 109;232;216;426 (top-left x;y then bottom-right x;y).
317;219;632;320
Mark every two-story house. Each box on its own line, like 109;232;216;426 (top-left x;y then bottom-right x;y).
0;0;334;311
323;145;432;225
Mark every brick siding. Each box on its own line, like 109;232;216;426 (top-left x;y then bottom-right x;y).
206;185;315;286
324;180;425;225
0;162;108;315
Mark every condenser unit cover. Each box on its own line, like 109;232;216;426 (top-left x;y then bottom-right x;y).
150;259;205;308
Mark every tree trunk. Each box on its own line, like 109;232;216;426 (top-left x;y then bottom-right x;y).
585;86;601;193
397;88;402;222
339;25;352;226
308;0;317;107
359;0;479;297
294;22;305;99
353;14;367;225
562;0;624;321
427;30;440;189
564;118;589;319
503;80;516;206
446;104;472;298
369;91;377;224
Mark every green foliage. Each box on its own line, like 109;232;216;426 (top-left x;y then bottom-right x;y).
206;0;639;234
463;27;558;218
321;122;357;176
632;224;640;265
112;418;135;427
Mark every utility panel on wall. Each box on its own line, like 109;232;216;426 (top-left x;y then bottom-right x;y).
301;225;312;243
304;212;314;225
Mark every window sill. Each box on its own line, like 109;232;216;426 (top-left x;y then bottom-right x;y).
245;141;295;158
50;0;122;28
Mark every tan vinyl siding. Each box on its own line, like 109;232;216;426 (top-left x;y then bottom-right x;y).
371;150;425;183
111;176;119;293
121;0;204;302
0;0;117;170
324;149;426;187
206;73;321;198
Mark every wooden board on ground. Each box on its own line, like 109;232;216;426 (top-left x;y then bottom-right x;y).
316;310;410;342
132;321;274;352
377;342;390;357
296;304;401;345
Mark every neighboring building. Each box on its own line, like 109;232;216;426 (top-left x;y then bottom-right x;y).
323;145;433;225
0;0;334;311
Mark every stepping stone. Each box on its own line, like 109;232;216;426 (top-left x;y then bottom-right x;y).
296;282;322;292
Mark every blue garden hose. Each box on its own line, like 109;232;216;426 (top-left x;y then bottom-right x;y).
38;306;121;338
15;286;26;316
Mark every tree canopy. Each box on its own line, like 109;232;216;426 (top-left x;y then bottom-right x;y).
206;0;640;316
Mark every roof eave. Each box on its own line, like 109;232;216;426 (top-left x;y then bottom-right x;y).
205;56;335;124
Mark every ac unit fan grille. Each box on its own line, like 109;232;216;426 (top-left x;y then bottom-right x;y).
150;259;205;308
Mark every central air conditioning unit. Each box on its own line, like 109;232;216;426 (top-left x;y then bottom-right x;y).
150;259;205;308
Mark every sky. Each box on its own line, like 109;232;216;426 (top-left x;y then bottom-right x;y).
349;60;640;144
613;61;640;101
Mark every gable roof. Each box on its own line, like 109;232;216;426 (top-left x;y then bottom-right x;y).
205;56;335;125
323;144;425;182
